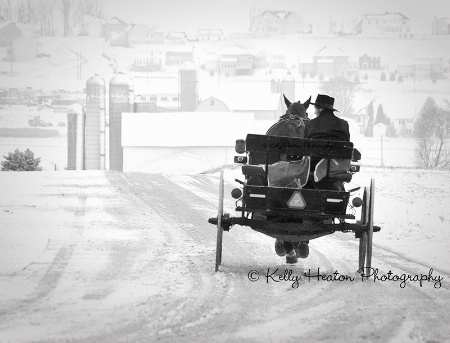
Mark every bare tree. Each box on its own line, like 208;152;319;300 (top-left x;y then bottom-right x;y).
320;77;361;118
3;0;15;20
48;0;55;35
16;0;28;23
414;97;450;169
36;0;54;36
73;0;103;30
61;0;73;36
77;0;103;18
26;0;36;23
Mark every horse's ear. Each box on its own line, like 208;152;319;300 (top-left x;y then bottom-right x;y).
283;94;291;108
303;96;311;109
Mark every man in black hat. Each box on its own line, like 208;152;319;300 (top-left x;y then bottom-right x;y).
304;94;350;142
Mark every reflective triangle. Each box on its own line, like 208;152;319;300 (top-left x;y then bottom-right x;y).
287;191;306;209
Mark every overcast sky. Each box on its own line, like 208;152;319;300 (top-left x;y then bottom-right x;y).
103;0;450;34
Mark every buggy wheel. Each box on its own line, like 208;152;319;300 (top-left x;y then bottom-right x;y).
215;170;225;272
358;186;369;272
365;178;375;270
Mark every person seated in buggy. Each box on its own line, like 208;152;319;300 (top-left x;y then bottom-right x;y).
264;94;351;264
303;94;351;191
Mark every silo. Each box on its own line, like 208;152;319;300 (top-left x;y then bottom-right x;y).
179;61;198;111
109;72;134;171
67;104;85;170
270;78;279;93
85;74;106;170
281;72;296;103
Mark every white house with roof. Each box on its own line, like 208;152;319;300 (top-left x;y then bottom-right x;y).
196;29;226;41
396;56;447;80
121;112;257;174
251;10;311;36
252;49;269;68
218;46;253;76
298;46;358;79
165;44;193;66
131;44;164;71
127;24;164;47
432;17;450;35
361;12;410;38
165;31;188;43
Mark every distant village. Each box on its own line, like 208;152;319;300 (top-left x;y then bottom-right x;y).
1;7;449;144
1;9;449;75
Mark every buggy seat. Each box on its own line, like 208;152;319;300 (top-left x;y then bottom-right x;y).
241;134;360;186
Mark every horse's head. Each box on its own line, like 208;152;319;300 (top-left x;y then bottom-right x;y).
283;94;311;119
266;94;312;137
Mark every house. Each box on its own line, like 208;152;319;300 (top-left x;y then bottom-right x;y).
416;57;447;78
81;15;103;37
218;46;253;76
132;44;164;71
269;53;288;69
394;118;414;137
103;17;129;40
165;44;193;66
127;24;164;47
251;11;311;36
0;21;22;47
165;31;188;43
359;54;381;70
131;43;193;70
432;17;450;35
354;112;369;134
361;12;410;38
396;57;446;80
299;47;358;79
196;29;226;41
252;49;269;69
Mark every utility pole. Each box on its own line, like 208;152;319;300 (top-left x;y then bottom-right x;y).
380;135;384;167
302;62;305;90
10;41;13;76
79;51;82;80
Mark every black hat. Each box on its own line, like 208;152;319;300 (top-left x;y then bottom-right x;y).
310;94;339;112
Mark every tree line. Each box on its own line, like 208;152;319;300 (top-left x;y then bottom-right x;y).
0;0;104;37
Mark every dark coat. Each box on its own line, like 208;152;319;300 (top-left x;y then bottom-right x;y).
304;109;350;142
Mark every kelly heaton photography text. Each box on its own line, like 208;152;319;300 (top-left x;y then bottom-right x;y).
247;268;444;289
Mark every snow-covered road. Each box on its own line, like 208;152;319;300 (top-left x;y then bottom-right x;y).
0;171;449;342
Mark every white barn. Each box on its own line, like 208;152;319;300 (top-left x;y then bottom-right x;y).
122;112;267;174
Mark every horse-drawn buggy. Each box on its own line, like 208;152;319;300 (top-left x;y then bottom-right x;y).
208;98;381;272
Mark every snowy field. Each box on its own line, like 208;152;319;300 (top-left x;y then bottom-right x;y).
1;169;449;342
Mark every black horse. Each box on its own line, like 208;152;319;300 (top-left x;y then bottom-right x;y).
266;94;311;137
